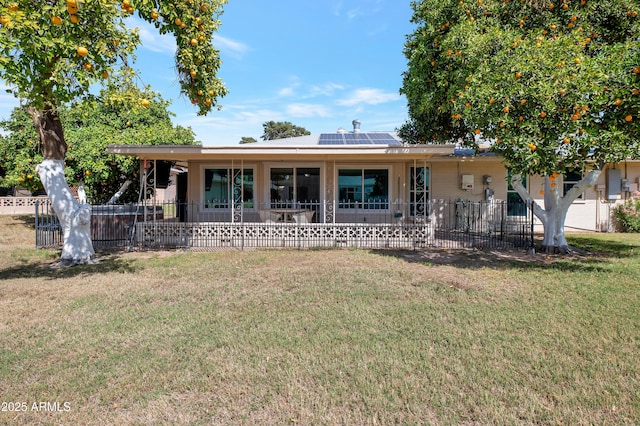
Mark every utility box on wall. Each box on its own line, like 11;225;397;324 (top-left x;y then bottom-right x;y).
607;169;622;200
461;174;474;191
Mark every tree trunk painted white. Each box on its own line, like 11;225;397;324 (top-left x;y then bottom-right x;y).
36;160;96;266
30;106;97;266
510;170;601;253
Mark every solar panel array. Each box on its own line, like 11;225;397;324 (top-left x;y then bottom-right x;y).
318;132;402;146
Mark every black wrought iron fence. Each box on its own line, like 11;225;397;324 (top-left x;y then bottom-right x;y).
35;199;535;251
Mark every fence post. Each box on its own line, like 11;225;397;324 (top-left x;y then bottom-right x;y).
530;200;535;251
34;200;40;248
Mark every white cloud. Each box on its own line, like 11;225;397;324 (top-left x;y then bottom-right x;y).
337;88;400;106
127;17;176;54
215;35;250;59
286;103;331;118
278;87;295;97
307;82;345;98
126;17;249;60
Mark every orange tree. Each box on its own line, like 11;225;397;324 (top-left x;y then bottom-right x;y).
400;0;639;253
0;0;227;265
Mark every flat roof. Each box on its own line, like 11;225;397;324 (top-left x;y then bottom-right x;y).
108;131;458;160
107;142;458;161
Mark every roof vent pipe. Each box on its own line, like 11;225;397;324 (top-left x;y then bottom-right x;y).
352;119;361;133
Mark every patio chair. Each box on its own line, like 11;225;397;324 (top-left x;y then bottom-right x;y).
293;210;315;224
259;210;281;224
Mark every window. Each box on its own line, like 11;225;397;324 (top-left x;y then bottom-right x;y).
269;167;320;207
410;166;430;216
563;169;584;200
507;171;527;216
204;168;254;209
338;168;389;209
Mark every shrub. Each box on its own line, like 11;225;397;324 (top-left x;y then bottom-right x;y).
613;191;640;232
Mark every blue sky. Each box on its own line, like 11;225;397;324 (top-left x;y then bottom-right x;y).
1;0;415;146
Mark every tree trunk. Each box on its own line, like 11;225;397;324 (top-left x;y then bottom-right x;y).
30;106;96;266
510;169;601;255
539;203;570;254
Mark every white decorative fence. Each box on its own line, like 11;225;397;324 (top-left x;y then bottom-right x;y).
0;196;50;215
34;200;535;251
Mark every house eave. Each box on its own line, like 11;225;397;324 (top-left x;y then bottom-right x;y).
107;144;458;161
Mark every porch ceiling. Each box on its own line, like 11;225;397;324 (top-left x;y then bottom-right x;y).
107;144;458;161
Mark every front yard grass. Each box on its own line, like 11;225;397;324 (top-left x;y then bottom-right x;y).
0;215;638;425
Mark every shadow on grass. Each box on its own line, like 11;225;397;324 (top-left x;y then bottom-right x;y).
372;235;638;273
565;235;639;257
0;253;141;281
11;214;38;229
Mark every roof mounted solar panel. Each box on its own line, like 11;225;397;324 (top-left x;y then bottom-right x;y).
367;133;402;145
344;133;373;144
318;132;402;146
318;133;344;145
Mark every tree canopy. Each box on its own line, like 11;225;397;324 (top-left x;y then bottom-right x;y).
0;0;227;118
262;121;311;141
0;86;195;202
400;0;639;176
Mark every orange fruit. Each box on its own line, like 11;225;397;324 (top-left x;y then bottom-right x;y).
84;63;92;71
563;138;571;144
140;99;150;107
51;16;63;25
539;111;547;118
515;72;521;78
626;115;633;122
67;4;78;14
77;46;89;56
191;38;198;46
69;14;79;23
503;107;510;113
101;71;109;78
151;11;159;20
190;70;197;78
615;98;622;105
489;98;495;104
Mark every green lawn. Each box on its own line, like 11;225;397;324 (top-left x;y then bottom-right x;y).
0;215;638;425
